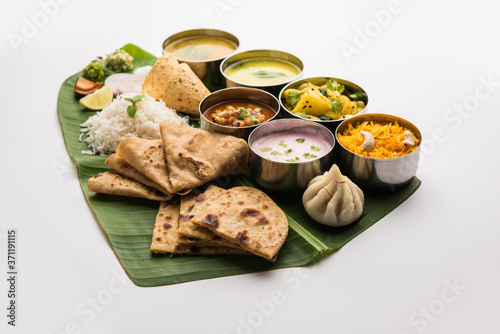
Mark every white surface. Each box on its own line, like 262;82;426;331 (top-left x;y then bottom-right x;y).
1;0;499;333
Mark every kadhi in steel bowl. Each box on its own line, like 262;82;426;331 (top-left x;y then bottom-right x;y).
248;118;336;194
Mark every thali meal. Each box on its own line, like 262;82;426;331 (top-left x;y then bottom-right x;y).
337;120;419;158
282;80;366;121
223;56;301;86
164;35;237;61
66;37;420;270
252;129;332;163
302;164;364;227
203;100;275;127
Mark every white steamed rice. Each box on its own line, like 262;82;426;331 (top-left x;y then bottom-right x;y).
79;93;190;155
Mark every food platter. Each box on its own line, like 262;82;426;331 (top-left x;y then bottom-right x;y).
57;43;421;287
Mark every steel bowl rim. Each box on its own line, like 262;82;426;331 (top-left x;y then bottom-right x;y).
279;76;370;124
247;118;336;165
335;113;422;162
220;49;304;88
199;87;281;131
162;28;240;63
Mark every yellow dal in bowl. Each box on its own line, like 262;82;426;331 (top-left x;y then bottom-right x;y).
165;36;237;61
224;57;301;86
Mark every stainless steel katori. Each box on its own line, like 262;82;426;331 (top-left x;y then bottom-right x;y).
248;118;335;194
199;87;280;141
162;28;239;91
220;49;304;98
335;113;422;192
279;76;370;133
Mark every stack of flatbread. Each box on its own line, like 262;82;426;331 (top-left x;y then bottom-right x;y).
142;52;210;115
87;123;288;261
150;185;289;262
87;123;249;201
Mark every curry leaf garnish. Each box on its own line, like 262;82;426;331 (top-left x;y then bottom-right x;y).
127;105;137;118
303;153;318;159
239;108;249;119
327;80;345;94
250;114;259;124
337;84;345;94
125;95;144;118
132;95;144;103
326;80;335;90
269;149;292;156
286;91;304;109
319;88;328;98
253;70;286;78
331;100;342;115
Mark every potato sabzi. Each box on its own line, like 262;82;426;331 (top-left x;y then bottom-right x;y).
282;80;366;121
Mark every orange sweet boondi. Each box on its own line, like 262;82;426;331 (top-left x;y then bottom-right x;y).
337;121;419;159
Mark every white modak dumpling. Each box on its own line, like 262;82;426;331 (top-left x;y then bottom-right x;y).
302;164;364;227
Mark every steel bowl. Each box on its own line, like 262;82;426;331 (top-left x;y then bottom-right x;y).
199;87;280;141
335;113;422;192
279;76;369;133
162;28;239;91
248;118;335;194
220;49;304;98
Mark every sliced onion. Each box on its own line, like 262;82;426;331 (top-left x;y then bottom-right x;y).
105;73;146;96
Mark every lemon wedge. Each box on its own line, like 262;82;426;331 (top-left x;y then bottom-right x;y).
79;85;113;110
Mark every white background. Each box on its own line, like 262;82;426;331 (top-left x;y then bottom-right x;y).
1;0;499;333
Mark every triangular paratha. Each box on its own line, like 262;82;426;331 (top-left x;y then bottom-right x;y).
150;199;247;255
142;53;210;115
87;171;172;201
142;52;179;101
160;124;249;193
115;138;175;193
177;185;245;250
105;153;170;195
191;186;288;261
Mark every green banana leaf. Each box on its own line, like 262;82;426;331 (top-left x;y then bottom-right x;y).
57;44;421;287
